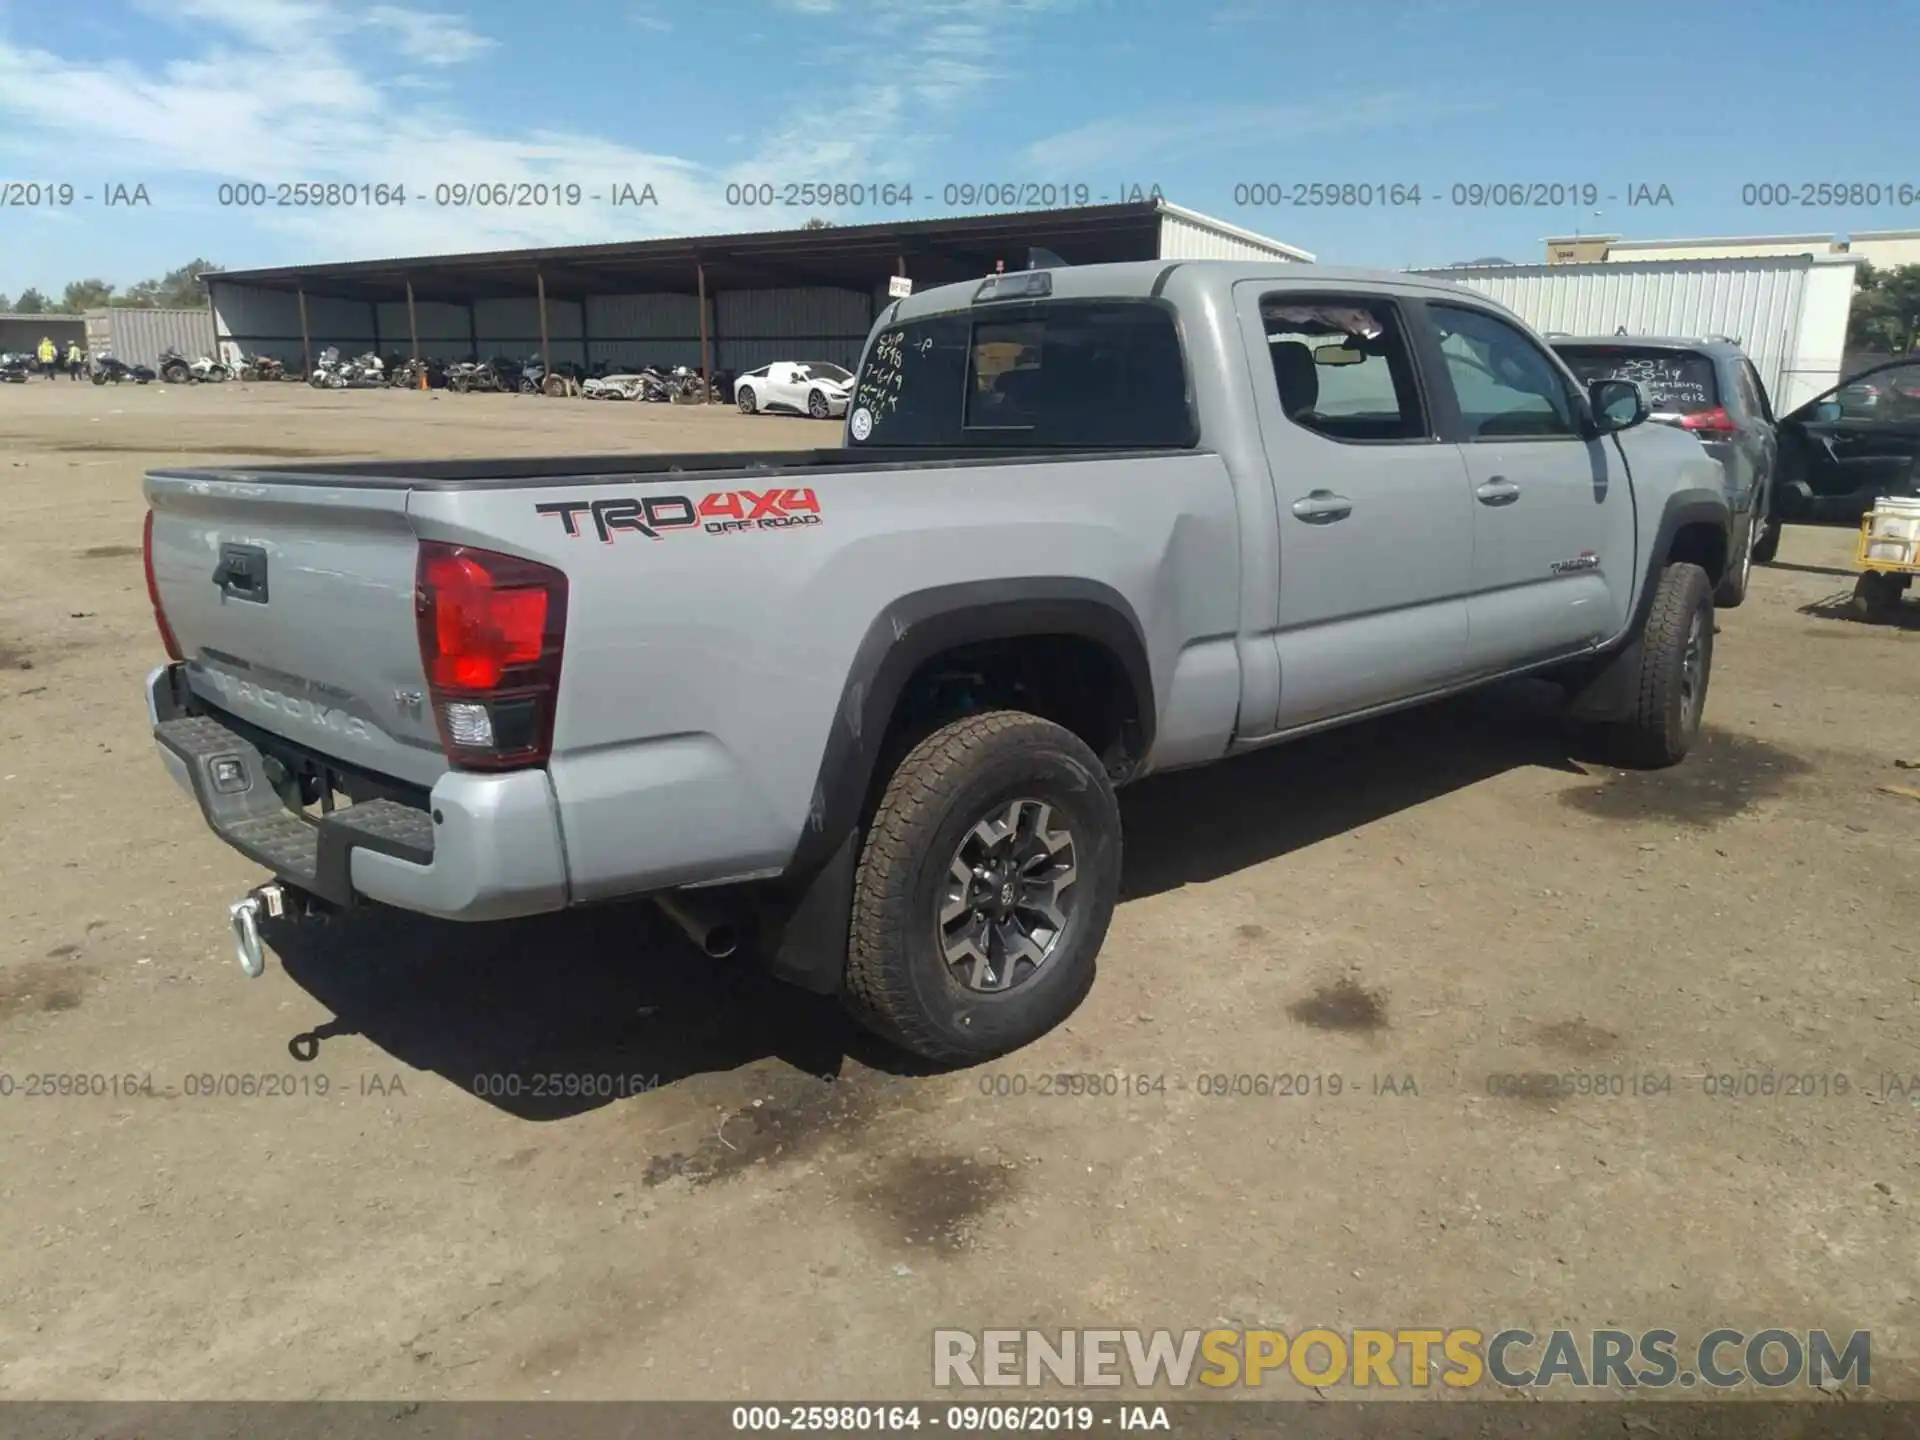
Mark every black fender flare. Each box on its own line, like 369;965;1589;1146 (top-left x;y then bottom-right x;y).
759;578;1154;993
1631;487;1730;636
1564;486;1730;722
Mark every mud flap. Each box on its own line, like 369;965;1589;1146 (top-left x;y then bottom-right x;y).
1560;633;1645;723
758;828;861;995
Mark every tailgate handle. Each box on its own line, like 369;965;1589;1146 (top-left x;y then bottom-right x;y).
212;543;269;603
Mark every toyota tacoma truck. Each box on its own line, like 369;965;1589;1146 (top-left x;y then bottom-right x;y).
142;260;1731;1063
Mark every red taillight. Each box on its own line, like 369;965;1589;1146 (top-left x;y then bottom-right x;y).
1676;406;1737;439
414;541;567;770
142;509;183;661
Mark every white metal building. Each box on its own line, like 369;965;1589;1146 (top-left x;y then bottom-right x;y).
207;200;1310;377
1412;253;1865;412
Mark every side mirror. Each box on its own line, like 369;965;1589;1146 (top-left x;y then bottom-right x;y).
1588;378;1648;434
1813;400;1843;423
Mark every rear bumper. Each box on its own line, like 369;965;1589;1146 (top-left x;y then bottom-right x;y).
147;664;568;921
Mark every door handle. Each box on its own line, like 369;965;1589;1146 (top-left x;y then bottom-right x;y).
1291;490;1353;524
1475;477;1521;506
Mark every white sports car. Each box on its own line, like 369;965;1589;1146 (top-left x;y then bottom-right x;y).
733;361;853;419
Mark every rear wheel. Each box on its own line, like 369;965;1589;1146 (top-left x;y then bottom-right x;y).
1714;514;1755;607
844;710;1121;1065
161;362;190;385
1604;562;1714;769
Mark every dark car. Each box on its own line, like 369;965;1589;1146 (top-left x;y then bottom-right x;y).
1551;336;1777;606
1772;357;1920;525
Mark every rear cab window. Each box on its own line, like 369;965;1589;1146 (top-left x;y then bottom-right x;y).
1554;344;1720;414
847;300;1196;449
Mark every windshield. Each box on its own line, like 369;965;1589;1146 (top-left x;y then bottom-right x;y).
1553;345;1720;412
848;300;1194;449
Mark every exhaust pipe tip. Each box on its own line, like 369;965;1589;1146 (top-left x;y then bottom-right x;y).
654;892;743;960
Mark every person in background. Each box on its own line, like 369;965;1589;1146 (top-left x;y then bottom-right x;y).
66;341;85;380
36;335;55;378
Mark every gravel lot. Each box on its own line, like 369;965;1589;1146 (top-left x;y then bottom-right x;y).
1;381;1917;1402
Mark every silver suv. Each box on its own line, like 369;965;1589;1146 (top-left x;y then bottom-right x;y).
1551;336;1779;605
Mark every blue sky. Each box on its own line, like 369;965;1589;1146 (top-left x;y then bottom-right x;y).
0;0;1915;293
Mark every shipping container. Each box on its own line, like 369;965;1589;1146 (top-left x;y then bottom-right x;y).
82;307;217;371
1410;254;1866;413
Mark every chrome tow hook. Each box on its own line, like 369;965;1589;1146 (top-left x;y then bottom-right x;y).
228;883;286;978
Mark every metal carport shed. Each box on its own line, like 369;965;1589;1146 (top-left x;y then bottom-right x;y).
207;199;1310;383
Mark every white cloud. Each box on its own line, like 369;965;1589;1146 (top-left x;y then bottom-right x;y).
0;0;1085;271
631;0;673;30
362;6;497;65
0;6;739;261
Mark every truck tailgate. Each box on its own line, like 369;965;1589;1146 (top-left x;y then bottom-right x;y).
145;470;446;789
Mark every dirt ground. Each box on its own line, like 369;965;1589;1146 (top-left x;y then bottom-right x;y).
1;379;1917;1404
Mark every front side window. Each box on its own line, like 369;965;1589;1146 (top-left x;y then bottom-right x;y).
1431;303;1580;439
1259;295;1426;442
848;301;1195;448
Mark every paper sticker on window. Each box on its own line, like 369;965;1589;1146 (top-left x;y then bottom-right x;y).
849;406;874;441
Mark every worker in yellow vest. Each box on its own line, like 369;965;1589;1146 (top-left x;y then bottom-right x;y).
36;335;56;378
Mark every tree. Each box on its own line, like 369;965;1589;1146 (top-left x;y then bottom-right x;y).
0;293;9;312
801;217;834;230
154;259;223;308
1847;261;1920;355
57;279;116;313
13;288;47;314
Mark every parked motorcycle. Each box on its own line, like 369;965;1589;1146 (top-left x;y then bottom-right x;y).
90;355;156;385
389;357;449;389
238;355;287;382
190;354;231;382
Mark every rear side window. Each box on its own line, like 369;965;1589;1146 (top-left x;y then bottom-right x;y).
1554;345;1720;413
848;301;1195;448
1260;295;1426;441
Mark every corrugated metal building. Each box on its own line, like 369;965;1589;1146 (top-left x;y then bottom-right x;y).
207;200;1310;377
0;313;86;356
82;307;218;369
1411;254;1865;411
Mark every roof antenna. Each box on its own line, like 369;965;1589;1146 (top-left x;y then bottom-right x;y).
1028;247;1068;270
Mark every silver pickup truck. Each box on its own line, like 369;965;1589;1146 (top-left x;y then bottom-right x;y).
143;260;1730;1062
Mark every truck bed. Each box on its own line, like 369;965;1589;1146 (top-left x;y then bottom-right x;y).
151;446;1193;490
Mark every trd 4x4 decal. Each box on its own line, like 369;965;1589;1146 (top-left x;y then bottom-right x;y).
536;487;822;542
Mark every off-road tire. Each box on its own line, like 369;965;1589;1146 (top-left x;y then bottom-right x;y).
844;710;1122;1065
1605;561;1714;769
